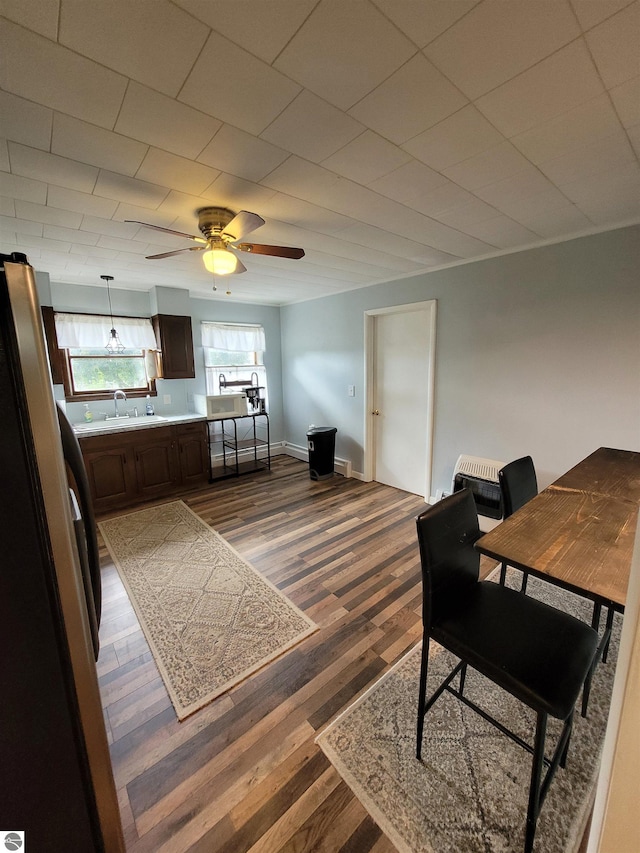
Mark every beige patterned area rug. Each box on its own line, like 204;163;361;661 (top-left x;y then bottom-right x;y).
99;500;317;720
317;572;620;853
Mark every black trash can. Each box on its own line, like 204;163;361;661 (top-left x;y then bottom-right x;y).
307;426;337;480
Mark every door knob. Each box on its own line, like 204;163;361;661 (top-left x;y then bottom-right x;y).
372;409;380;416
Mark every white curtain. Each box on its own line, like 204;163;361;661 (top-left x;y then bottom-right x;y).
54;313;158;350
145;349;159;380
200;322;265;352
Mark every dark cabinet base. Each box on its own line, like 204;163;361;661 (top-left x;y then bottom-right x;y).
80;421;208;513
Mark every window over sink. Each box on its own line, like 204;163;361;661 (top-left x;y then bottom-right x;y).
66;347;150;394
52;312;159;402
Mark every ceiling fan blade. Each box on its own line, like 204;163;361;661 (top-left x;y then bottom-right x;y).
235;243;305;259
146;246;205;260
231;257;247;274
222;210;265;242
126;220;206;243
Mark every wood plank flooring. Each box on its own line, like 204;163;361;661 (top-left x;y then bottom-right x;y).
96;456;497;852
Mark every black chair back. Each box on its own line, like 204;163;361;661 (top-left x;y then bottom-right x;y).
499;455;538;518
414;487;599;853
416;489;480;624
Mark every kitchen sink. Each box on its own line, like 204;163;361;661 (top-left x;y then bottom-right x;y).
73;414;168;432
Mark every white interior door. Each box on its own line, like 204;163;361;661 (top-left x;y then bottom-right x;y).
365;302;436;498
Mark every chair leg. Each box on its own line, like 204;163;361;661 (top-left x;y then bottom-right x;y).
602;606;614;664
416;637;430;760
581;666;593;718
560;711;574;769
525;712;548;853
499;562;528;594
459;662;468;697
582;601;611;716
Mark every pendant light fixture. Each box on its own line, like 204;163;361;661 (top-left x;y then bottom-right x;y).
101;275;125;354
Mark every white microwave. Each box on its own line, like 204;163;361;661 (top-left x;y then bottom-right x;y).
194;393;249;420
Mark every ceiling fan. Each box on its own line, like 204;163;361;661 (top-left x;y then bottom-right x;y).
126;207;305;276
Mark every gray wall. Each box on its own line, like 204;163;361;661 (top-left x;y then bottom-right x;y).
37;224;640;495
42;280;284;436
281;225;640;494
189;296;284;442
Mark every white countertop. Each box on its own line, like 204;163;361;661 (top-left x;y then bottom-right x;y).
73;412;206;439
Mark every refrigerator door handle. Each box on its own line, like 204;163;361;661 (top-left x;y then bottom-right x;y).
69;488;100;658
57;406;102;643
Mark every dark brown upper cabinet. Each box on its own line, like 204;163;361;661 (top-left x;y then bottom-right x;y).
152;314;195;380
41;305;65;386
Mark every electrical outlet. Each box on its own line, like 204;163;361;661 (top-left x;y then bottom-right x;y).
163;394;171;405
348;385;355;397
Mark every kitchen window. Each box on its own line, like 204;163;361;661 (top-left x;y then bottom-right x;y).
66;348;150;394
201;322;267;401
53;312;158;401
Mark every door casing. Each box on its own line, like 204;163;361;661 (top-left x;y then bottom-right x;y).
364;300;437;501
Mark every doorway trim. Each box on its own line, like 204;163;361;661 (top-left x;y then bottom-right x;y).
364;300;437;501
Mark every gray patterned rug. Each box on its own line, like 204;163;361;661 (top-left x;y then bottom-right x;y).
99;500;317;720
317;572;619;853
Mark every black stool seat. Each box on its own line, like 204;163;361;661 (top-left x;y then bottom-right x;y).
433;582;598;720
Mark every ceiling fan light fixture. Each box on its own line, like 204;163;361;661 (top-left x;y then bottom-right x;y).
203;247;237;275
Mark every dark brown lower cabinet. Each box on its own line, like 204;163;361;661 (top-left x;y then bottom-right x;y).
80;421;208;512
82;445;137;507
177;421;209;487
134;429;180;498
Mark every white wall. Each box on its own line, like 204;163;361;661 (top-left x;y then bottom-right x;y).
281;225;640;493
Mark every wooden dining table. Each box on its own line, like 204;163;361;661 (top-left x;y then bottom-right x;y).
475;447;640;613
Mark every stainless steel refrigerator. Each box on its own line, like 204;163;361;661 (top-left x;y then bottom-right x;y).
0;254;124;851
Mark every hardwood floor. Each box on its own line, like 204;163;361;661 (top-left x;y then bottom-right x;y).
96;456;496;852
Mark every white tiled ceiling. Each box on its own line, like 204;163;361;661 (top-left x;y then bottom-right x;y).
273;1;417;110
423;1;582;99
0;0;638;305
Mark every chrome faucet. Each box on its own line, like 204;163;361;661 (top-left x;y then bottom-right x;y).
113;389;127;418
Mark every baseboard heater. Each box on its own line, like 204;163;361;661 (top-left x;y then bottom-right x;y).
451;454;505;519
